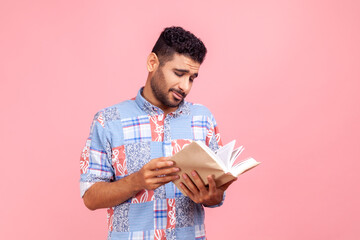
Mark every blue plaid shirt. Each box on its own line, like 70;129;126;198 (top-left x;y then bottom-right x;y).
80;88;223;240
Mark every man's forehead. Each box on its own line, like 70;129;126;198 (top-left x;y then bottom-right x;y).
166;53;200;72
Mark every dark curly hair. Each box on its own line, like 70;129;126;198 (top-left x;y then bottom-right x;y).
151;26;207;65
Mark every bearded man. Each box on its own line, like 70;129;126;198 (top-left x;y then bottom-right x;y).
80;26;235;240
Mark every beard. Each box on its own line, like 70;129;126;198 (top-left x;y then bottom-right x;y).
150;68;186;108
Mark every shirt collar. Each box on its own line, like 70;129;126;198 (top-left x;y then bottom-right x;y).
135;87;190;117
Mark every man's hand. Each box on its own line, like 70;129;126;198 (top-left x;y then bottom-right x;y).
83;157;179;210
134;157;180;191
180;170;237;206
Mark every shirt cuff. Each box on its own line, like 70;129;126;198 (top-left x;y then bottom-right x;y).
80;182;95;198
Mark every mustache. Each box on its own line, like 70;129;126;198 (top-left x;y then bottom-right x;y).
170;88;186;98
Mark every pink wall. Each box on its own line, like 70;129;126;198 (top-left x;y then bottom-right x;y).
1;0;359;239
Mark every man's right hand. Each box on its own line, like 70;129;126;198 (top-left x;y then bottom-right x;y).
134;157;180;191
83;157;179;210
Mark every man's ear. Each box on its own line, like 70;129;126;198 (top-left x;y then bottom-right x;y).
147;52;160;72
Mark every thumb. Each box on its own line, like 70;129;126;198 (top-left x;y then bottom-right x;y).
219;178;237;191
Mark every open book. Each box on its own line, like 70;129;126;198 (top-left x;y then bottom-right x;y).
171;140;260;195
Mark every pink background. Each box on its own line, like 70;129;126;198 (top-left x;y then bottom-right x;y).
1;0;359;239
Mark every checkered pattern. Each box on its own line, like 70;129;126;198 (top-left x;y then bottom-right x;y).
80;88;224;239
129;230;152;240
87;148;113;177
154;199;167;230
191;116;212;141
122;116;152;143
195;224;206;239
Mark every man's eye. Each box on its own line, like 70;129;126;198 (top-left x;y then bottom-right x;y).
174;72;184;77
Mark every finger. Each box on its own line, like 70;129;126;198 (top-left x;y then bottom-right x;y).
155;167;180;176
154;174;180;184
207;175;217;194
191;171;208;193
182;173;199;194
145;175;176;189
147;157;174;170
154;160;175;169
179;182;193;198
219;178;237;191
148;167;180;178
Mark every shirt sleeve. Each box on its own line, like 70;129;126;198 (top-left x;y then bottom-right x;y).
79;111;115;198
206;113;223;152
204;113;225;208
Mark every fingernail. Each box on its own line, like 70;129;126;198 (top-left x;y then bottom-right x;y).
182;174;187;179
191;171;196;177
174;168;180;172
167;161;174;166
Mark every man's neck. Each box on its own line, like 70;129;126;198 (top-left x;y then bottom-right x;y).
141;86;178;115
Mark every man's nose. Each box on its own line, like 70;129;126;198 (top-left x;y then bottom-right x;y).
178;78;191;92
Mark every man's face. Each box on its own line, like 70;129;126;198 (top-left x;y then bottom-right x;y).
151;53;200;108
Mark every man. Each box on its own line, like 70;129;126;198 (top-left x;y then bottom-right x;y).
80;26;236;239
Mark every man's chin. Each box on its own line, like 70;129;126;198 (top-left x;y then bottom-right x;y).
165;98;184;108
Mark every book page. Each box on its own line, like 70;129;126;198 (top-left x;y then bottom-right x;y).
229;146;244;167
215;140;236;168
230;157;260;176
196;141;228;171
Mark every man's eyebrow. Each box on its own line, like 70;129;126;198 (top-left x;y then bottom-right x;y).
173;68;198;77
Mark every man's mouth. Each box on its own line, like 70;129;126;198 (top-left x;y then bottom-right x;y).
170;89;185;101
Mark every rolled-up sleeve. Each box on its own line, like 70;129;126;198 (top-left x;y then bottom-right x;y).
79;111;114;198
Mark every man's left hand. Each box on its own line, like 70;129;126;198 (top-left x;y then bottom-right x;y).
180;171;237;206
